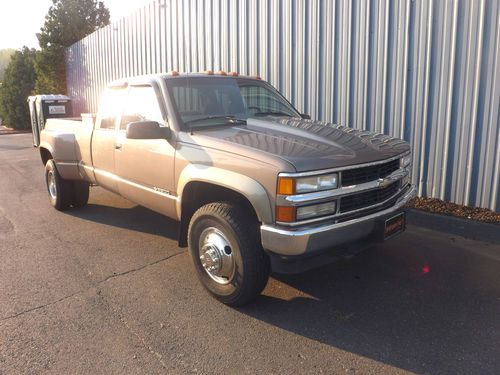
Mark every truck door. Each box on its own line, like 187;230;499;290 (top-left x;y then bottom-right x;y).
114;85;177;218
91;87;126;193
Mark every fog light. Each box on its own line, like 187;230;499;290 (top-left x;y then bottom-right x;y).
296;201;337;220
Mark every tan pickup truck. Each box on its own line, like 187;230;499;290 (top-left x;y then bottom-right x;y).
39;72;416;306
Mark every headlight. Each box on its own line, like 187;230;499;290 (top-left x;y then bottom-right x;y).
400;153;412;186
296;174;339;193
296;201;337;220
278;173;339;195
400;153;412;169
402;174;410;186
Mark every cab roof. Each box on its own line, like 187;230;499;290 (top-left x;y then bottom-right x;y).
107;71;262;89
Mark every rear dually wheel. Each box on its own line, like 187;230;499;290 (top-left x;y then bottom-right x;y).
44;160;89;210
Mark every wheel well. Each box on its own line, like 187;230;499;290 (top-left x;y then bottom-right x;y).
40;148;53;165
178;182;260;247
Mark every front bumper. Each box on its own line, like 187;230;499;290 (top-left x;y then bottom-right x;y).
260;184;417;257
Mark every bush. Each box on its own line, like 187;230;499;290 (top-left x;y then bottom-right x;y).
0;47;37;129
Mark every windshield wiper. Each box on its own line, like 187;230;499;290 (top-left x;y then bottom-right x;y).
252;111;292;117
184;115;246;127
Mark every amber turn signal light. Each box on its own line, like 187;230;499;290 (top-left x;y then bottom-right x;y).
276;206;296;222
277;177;295;195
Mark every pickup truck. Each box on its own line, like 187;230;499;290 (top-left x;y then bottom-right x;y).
39;72;416;306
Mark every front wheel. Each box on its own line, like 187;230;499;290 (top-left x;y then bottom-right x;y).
188;202;270;306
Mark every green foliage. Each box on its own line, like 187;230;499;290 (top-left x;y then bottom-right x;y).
0;48;37;129
35;0;110;94
34;45;67;94
0;49;16;82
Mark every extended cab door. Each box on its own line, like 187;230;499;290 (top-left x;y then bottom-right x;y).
114;85;177;218
91;87;126;193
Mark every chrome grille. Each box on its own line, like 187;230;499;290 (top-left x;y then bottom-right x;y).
339;182;400;213
341;159;400;186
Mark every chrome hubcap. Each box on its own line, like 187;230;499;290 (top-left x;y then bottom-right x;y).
47;171;57;199
199;227;235;285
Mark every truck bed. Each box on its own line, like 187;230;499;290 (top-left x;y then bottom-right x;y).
40;114;97;183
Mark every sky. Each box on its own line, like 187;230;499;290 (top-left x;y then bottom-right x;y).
0;0;151;50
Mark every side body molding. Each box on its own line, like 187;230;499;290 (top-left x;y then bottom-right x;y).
176;164;274;224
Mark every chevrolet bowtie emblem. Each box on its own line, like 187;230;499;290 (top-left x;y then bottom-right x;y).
378;178;390;188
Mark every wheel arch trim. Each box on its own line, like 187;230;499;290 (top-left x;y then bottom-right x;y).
176;164;274;224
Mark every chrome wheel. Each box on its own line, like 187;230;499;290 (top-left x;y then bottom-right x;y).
47;170;57;199
198;227;235;285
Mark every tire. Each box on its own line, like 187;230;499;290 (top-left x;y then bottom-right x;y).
45;160;73;211
188;202;270;306
72;180;90;208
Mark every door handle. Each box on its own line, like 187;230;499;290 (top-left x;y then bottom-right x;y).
115;143;122;150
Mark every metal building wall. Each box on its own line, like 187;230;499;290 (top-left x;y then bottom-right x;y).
66;0;500;211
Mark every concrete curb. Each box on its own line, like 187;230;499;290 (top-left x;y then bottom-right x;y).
0;130;31;135
407;208;500;244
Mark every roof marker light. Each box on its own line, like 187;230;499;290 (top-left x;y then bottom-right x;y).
228;72;239;76
216;70;227;76
205;70;214;75
170;70;179;76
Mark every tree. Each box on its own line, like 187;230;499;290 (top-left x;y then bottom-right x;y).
35;0;110;93
0;48;37;129
0;49;16;82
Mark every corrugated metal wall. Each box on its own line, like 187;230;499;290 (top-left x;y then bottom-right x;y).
66;0;500;211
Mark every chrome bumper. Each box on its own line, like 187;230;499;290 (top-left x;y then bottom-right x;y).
260;184;417;256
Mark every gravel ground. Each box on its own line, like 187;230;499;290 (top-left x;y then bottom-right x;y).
407;197;500;224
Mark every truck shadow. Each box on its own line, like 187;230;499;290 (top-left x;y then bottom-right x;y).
68;203;179;241
61;194;499;374
237;229;500;374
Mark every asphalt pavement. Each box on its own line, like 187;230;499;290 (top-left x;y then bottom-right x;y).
1;134;499;374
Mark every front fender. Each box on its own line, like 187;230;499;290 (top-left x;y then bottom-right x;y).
176;164;274;224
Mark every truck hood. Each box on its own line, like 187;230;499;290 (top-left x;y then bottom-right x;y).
188;117;410;172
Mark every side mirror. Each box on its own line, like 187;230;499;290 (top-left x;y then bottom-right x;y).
126;121;171;140
300;113;311;119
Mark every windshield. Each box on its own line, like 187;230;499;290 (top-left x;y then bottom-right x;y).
166;77;300;128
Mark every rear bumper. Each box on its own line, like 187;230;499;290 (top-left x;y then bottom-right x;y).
260;184;417;258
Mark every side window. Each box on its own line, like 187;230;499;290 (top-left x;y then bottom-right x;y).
97;88;125;129
120;86;164;130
